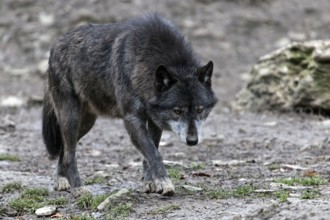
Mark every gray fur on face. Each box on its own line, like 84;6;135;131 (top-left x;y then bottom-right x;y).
168;120;189;143
168;119;205;145
195;119;205;143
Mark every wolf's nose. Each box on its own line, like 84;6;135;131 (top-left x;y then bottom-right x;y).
186;138;198;146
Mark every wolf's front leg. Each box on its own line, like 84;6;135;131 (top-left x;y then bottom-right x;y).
124;114;174;196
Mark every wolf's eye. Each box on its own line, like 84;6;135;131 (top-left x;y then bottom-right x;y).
173;108;183;115
196;106;204;113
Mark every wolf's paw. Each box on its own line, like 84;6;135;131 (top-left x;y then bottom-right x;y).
143;181;156;193
54;176;70;191
144;177;175;196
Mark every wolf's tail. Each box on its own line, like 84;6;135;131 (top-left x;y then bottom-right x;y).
42;90;63;159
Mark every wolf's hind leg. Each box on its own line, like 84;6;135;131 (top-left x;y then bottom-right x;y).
52;93;82;191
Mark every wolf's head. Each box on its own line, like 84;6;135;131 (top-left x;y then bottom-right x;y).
147;61;218;146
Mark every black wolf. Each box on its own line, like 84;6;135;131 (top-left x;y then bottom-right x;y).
42;13;217;195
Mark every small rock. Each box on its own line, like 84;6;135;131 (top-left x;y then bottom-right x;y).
302;169;318;177
97;188;129;210
159;141;172;147
254;189;276;193
90;149;101;157
128;160;141;167
0;115;15;132
281;164;307;171
105;163;120;169
319;120;330;128
37;59;49;74
39;12;54;26
35;205;57;217
212;160;246;166
163;160;186;168
1;96;25;107
181;185;203;192
262;121;277;127
4;66;30;76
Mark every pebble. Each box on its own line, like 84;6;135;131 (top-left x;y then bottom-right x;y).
182;185;203;192
35;205;57;217
1;96;25;107
212;160;245;166
163;160;186;168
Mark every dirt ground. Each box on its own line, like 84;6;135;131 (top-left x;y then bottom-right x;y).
2;0;330;219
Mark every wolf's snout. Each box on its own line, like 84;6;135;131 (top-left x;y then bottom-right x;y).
186;137;198;146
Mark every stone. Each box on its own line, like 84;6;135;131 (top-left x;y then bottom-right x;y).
234;40;330;114
35;205;57;217
182;185;203;192
1;96;25;107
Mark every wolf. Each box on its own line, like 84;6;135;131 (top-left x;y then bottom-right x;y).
42;13;217;196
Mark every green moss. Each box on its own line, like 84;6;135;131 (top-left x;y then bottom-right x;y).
275;177;327;186
275;190;289;203
205;185;255;199
301;189;321;199
77;192;94;210
106;203;134;220
190;162;206;170
1;182;23;193
168;168;181;182
151;204;180;215
72;214;97;220
8;198;39;214
8;187;50;214
44;197;69;206
267;163;281;171
232;185;255;197
0;154;20;161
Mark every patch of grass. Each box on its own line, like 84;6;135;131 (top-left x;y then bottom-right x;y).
1;182;23;193
0;207;6;216
44;196;69;206
168;168;181;182
151;204;180;215
267;163;281;171
77;193;94;210
205;185;255;199
84;175;107;185
72;214;97;220
77;192;110;210
92;194;109;210
301;189;321;199
22;188;49;198
205;189;231;199
276;177;327;186
0;154;20;161
275;190;289;203
8;198;38;214
106;203;134;220
190;162;205;170
8;187;50;214
232;185;255;197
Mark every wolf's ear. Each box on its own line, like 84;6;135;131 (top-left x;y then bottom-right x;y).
197;61;213;87
156;65;177;91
